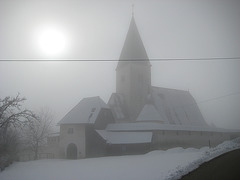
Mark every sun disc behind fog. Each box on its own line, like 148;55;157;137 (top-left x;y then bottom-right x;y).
35;26;69;57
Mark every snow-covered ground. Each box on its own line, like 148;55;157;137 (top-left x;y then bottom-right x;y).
1;138;240;180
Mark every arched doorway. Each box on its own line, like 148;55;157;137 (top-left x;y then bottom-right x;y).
66;143;77;159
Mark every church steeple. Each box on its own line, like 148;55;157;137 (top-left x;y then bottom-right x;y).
116;16;151;121
117;16;151;70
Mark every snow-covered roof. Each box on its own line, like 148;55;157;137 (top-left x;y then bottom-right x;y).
48;132;60;137
58;96;109;125
150;86;207;126
108;93;128;122
109;86;208;126
96;130;152;144
106;122;239;133
136;104;164;122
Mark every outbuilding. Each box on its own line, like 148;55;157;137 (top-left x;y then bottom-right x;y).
58;96;114;159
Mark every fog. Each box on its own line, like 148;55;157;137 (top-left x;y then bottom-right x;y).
0;0;240;129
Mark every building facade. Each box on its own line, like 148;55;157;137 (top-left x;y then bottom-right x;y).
44;16;240;159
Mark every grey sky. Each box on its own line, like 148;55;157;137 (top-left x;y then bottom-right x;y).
0;0;240;129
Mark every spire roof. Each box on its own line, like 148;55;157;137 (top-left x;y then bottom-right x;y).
117;17;151;70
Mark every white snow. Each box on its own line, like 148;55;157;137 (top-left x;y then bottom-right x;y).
48;132;60;137
136;104;164;122
108;93;126;120
106;121;240;133
1;137;240;180
58;96;109;125
96;130;152;144
150;86;208;126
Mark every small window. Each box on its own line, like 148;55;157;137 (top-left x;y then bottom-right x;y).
68;128;74;134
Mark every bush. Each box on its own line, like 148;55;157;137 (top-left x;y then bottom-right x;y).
0;154;9;172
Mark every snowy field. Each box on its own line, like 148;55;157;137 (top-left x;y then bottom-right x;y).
1;138;240;180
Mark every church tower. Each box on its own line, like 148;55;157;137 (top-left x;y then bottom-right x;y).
116;16;151;121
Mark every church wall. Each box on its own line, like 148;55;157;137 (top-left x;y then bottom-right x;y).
116;65;131;98
152;130;233;150
85;126;106;157
106;143;151;156
116;65;131;121
129;64;151;120
116;63;151;121
94;108;115;129
59;124;86;159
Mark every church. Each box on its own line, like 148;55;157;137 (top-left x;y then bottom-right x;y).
46;17;240;159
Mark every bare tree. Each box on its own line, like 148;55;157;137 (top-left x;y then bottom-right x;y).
0;94;35;160
0;93;35;133
0;128;19;157
25;107;53;160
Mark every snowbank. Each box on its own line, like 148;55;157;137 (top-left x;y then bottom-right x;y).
0;137;239;180
167;137;240;180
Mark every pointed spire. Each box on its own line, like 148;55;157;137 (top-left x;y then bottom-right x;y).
132;4;134;17
117;16;151;70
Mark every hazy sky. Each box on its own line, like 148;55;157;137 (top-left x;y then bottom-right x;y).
0;0;240;129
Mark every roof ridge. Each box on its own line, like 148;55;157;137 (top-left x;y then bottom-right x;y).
151;86;189;93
